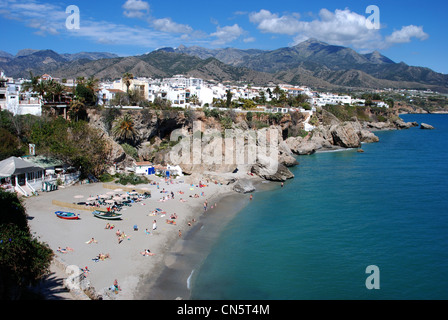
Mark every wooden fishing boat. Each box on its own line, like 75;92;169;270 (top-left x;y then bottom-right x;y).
55;211;80;220
92;210;122;220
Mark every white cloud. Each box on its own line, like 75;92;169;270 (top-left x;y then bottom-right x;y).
122;0;150;19
386;25;429;44
249;8;429;51
211;24;244;45
243;37;256;43
151;18;193;34
0;0;66;35
249;9;302;35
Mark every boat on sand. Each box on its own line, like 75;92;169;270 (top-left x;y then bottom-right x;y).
92;210;122;220
55;211;80;220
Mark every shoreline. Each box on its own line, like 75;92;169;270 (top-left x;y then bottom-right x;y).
134;178;277;300
25;175;262;300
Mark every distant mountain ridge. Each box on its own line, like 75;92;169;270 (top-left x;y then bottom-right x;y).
0;49;119;76
1;40;447;92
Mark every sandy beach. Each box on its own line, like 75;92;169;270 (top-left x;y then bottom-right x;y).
25;174;254;300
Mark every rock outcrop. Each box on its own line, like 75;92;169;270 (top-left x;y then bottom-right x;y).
233;179;256;193
420;123;435;130
285;120;380;155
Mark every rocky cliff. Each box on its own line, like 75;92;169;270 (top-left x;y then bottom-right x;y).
87;106;418;182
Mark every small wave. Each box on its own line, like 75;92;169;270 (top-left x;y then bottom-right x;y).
187;269;195;289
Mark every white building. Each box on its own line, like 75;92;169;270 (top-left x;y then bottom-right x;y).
0;73;43;116
312;93;352;107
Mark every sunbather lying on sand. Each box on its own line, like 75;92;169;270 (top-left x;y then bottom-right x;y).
86;238;97;244
140;249;155;256
93;253;110;262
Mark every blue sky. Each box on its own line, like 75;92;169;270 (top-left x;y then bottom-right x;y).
0;0;447;74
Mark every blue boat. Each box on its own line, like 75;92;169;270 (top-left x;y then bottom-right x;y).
55;211;80;220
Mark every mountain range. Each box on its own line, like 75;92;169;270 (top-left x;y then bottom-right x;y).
1;39;447;92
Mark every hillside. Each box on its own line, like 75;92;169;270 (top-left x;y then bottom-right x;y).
1;40;447;92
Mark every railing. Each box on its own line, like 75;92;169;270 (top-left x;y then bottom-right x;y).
15;184;28;197
26;182;37;195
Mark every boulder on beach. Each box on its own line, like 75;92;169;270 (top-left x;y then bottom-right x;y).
232;179;256;194
420;123;435;130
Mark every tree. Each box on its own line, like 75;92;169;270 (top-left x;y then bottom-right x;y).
273;85;282;99
0;128;24;160
189;94;200;106
21;71;40;94
68;99;87;121
75;83;96;107
226;90;233;108
112;113;137;143
85;76;99;93
122;72;134;94
0;190;53;299
258;90;266;104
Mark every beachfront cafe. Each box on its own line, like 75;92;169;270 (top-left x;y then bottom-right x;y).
0;156;45;196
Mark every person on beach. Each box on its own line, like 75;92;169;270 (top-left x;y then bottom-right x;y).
140;249;155;256
178;230;182;238
250;194;253;201
86;237;97;244
153;220;157;230
111;279;121;293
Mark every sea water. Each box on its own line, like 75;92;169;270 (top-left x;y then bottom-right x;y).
190;114;448;300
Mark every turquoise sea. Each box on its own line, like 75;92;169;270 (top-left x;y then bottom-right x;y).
190;114;448;300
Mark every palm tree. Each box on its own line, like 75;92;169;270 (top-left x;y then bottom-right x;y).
35;80;49;103
52;82;65;103
112;113;137;142
76;76;85;85
122;72;134;94
69;98;86;121
85;76;99;92
85;76;100;105
189;94;200;106
273;85;282;100
21;71;40;93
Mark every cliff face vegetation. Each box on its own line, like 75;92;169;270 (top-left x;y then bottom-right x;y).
86;105;416;182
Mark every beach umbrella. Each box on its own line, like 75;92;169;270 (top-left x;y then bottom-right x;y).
87;197;96;201
113;196;122;201
114;188;123;192
99;194;108;198
105;200;114;204
107;191;115;195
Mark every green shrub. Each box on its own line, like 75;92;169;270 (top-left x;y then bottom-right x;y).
117;173;148;185
121;143;139;160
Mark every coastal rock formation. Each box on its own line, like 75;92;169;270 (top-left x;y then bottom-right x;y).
233;179;256;193
252;163;294;182
393;119;418;129
286;120;380;155
330;122;362;148
420;123;435;130
285;136;319;155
